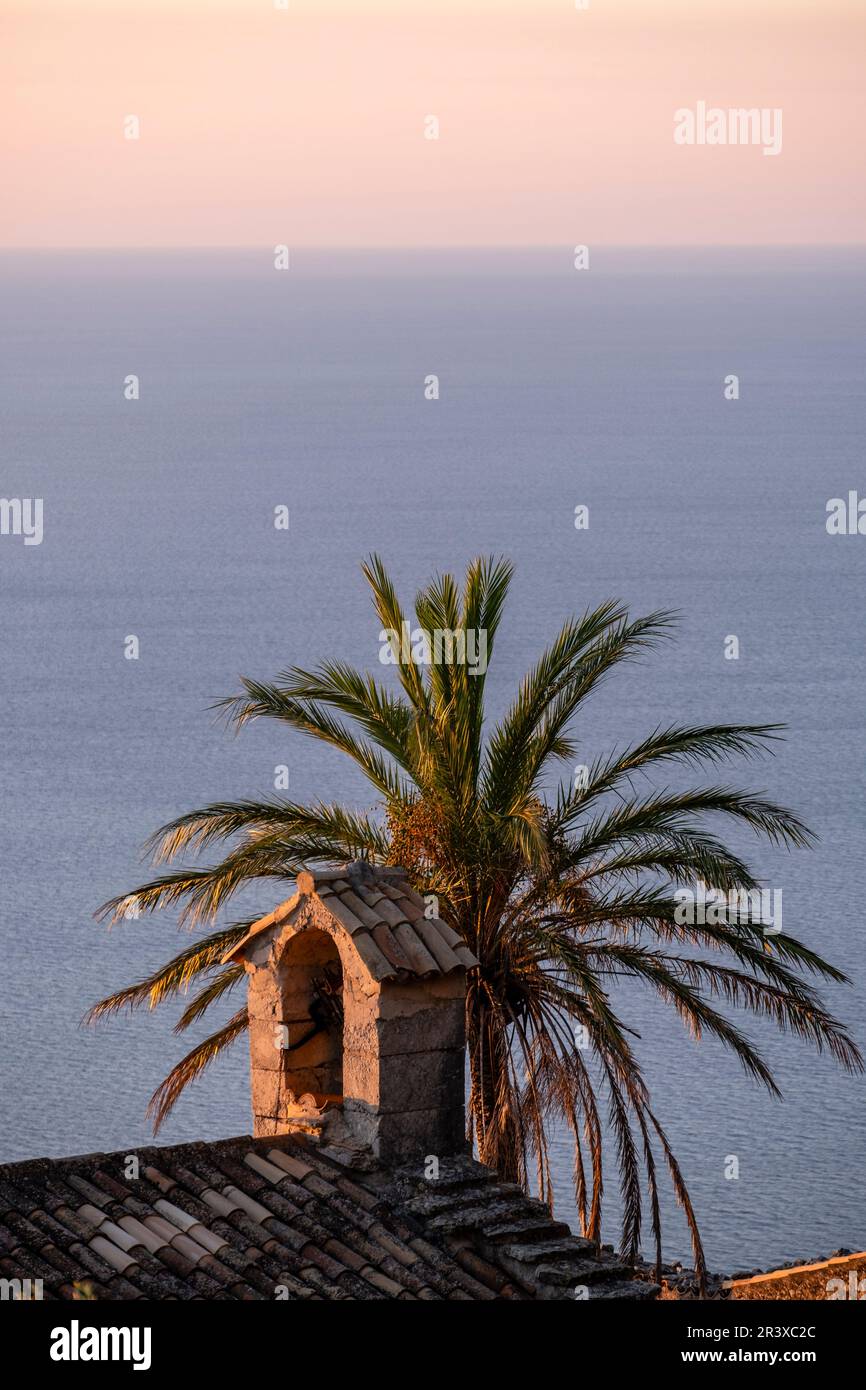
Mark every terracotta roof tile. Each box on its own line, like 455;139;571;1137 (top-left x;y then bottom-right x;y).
265;1147;314;1183
347;928;395;981
319;892;366;938
224;862;480;982
336;888;383;930
391;922;439;975
370;922;415;973
0;1134;657;1301
412;917;463;972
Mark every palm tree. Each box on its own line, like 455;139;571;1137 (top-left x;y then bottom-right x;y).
89;555;862;1286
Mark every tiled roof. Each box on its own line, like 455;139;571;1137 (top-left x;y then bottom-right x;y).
0;1133;657;1301
225;863;479;981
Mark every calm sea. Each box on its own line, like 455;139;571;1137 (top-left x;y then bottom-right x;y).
1;247;864;1272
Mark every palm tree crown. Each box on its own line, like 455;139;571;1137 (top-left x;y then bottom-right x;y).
90;555;862;1286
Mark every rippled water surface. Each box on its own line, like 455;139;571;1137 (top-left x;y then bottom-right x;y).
2;248;864;1272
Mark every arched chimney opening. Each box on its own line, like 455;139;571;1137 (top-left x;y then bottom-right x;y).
276;929;344;1108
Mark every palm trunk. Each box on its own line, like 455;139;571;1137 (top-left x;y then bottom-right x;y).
467;1002;523;1184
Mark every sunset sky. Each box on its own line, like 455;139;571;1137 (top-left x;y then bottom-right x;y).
2;0;864;248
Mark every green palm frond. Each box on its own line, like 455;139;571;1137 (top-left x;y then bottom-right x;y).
362;553;429;711
84;923;253;1023
276;661;416;772
484;606;675;812
146;798;389;865
174;964;246;1033
216;679;408;800
146;1008;248;1133
555;722;786;824
570;785;814;858
95;843;294;929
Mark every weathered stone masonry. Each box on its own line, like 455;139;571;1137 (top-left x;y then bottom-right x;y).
224;861;479;1163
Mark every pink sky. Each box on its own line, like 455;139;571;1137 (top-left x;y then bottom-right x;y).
2;0;864;248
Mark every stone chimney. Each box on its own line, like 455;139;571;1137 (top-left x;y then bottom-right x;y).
224;862;478;1164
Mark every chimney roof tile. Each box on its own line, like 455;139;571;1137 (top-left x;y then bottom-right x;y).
224;863;480;981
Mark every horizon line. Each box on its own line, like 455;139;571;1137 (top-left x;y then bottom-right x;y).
2;242;865;254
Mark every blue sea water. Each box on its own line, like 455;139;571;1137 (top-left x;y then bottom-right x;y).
1;247;864;1273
